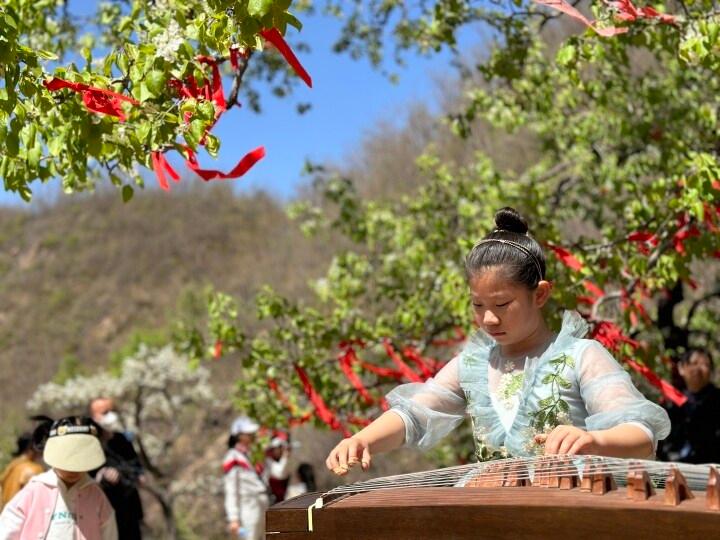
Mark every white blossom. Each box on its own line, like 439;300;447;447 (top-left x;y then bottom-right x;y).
28;345;218;468
153;20;184;62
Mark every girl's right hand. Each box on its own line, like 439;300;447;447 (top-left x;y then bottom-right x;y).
326;436;372;476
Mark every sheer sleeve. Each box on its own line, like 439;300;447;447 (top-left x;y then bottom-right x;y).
577;341;671;447
386;357;467;450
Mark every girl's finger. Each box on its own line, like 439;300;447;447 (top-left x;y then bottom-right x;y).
347;441;361;468
544;426;568;454
568;437;586;456
361;446;372;471
557;433;578;455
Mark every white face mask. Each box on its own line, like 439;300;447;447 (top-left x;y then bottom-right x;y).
98;411;121;431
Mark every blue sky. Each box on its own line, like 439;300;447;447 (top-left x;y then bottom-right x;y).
0;8;475;207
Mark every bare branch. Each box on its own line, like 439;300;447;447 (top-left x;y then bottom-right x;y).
227;50;254;111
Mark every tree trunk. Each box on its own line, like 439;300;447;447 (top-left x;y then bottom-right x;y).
140;483;177;539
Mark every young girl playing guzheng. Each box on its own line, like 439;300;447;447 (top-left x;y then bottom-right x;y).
327;207;671;476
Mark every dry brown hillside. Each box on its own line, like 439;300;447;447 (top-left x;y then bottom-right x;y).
0;184;337;433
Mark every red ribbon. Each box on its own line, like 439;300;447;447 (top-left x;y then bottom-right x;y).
184;146;265;181
590;321;686;406
431;327;467;347
44;77;139;121
383;340;423;383
624;358;687;406
531;0;628;36
230;46;240;70
590;320;640;350
260;28;312;88
547;243;584;272
346;415;372;427
627;231;659;255
151;151;181;191
294;364;350;437
195;56;227;113
358;361;404;380
268;379;313;426
338;347;375;405
672;225;700;255
604;0;678;24
401;346;437;379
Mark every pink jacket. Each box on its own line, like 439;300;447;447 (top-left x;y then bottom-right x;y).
0;470;117;540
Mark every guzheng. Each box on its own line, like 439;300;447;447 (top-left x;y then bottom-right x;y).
266;455;720;539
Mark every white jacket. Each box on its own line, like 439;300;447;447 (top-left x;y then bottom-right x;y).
222;448;269;523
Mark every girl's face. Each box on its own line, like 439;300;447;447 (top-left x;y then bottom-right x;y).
55;468;84;487
469;267;551;348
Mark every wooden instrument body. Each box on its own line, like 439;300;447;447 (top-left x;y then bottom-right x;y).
266;486;720;539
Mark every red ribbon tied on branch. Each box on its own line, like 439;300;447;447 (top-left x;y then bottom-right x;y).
150;151;181;191
531;0;628;36
184;146;266;181
294;364;350;437
260;28;313;88
44;78;139;121
383;339;423;383
590;321;685;405
546;243;584;272
338;346;375;406
603;0;678;24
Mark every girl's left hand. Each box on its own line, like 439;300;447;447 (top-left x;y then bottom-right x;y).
535;425;602;455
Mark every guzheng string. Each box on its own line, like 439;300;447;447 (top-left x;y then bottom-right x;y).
325;455;720;496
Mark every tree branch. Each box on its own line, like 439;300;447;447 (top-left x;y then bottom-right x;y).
227;50;254;111
685;287;720;329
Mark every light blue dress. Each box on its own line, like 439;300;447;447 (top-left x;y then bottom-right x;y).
387;311;671;460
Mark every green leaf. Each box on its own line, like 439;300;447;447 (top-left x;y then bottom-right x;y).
188;119;206;147
34;49;58;60
197;100;215;121
205;134;220;157
48;135;65;157
135;122;152;144
26;146;41;169
116;51;129;74
248;0;275;17
122;185;134;202
282;12;303;31
556;44;576;67
6;129;19;157
137;82;154;103
145;70;167;98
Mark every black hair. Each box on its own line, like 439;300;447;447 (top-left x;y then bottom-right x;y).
678;348;714;370
227;434;239;449
464;207;546;289
29;415;54;453
12;433;33;457
297;462;316;491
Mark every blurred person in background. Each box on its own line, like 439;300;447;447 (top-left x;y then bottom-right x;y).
285;463;317;500
264;435;291;503
89;396;145;539
223;416;269;539
0;422;46;509
659;348;720;464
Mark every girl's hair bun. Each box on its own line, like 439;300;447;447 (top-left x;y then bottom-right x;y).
494;207;528;235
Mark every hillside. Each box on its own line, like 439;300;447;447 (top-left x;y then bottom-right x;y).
0;184;337;427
